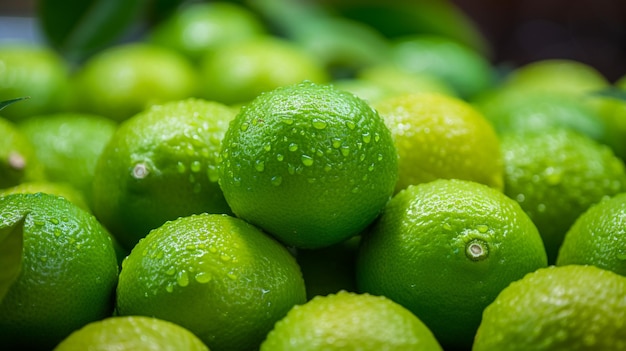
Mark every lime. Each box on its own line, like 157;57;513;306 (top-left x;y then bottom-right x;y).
92;98;235;251
556;193;626;276
0;181;90;212
148;1;266;62
501;129;626;263
389;35;496;98
18;112;117;208
0;42;71;121
594;76;626;161
54;316;209;351
357;179;547;349
374;92;503;193
473;265;626;351
72;43;198;122
198;37;329;105
260;291;443;351
115;213;306;351
0;116;46;189
218;81;398;249
473;89;608;144
0;193;118;350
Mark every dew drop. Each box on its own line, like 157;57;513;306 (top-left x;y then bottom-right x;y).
191;161;202;173
271;175;283;186
377;154;383;161
195;272;212;284
477;225;489;233
255;160;265;172
165;267;176;276
362;132;371;143
276;154;284;162
227;272;238;280
374;133;380;142
368;164;375;171
331;138;342;148
359;154;366;161
240;122;250;131
301;155;314;166
165;284;174;293
312;119;327;129
54;229;62;237
177;162;186;173
282;117;294;125
346;121;356;130
340;145;350;157
263;143;272;152
220;254;232;262
288;143;298;152
34;220;44;226
177;270;190;287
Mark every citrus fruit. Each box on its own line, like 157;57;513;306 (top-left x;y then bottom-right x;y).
389;35;495;98
218;81;398;249
357;64;457;98
473;265;626;351
115;213;306;351
500;129;626;263
472;89;608;144
594;77;626;161
357;178;548;350
53;316;209;351
0;180;90;212
72;43;198;122
148;1;266;62
18;112;117;208
92;98;235;251
556;192;626;276
0;192;119;350
260;290;443;351
501;59;609;95
0;116;46;189
373;92;503;193
0;42;71;121
198;37;329;105
296;236;360;300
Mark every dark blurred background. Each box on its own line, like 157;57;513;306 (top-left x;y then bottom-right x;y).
1;0;625;82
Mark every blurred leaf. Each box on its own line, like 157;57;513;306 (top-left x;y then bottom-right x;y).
36;0;144;62
592;87;626;102
144;0;186;24
0;97;30;112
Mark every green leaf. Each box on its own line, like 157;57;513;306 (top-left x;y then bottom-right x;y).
0;215;25;302
36;0;145;62
0;97;30;112
591;87;626;102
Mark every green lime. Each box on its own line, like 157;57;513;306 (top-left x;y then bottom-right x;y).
198;37;329;105
0;42;71;121
473;265;626;351
260;290;443;351
0;181;90;212
54;316;209;351
92;98;235;251
218;81;398;249
357;179;547;349
0;193;118;350
390;35;496;98
0;116;45;189
374;92;503;193
556;192;626;276
72;43;198;122
501;129;626;263
18;113;117;208
148;1;266;62
115;213;306;350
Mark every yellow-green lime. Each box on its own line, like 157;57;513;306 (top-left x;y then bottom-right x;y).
148;1;266;62
72;43;198;122
0;42;71;121
0;193;118;350
357;179;547;350
218;81;398;249
500;129;626;263
18;113;117;208
0;116;45;189
374;92;503;193
260;290;443;351
92;98;235;251
556;192;626;276
115;213;306;351
198;37;329;105
53;316;209;351
473;265;626;351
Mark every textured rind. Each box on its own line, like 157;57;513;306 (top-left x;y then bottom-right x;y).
473;265;626;351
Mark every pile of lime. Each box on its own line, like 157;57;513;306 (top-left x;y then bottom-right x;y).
2;1;626;350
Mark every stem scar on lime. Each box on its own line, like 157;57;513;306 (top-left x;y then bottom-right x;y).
465;238;489;261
